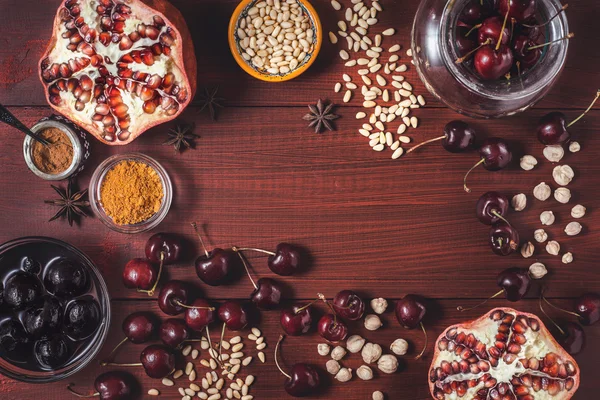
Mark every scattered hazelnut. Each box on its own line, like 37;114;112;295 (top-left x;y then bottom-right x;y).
346;335;366;353
377;354;399;374
540;211;555;226
569;141;580;152
562;252;574;264
534;229;548;243
511;193;527;211
533;182;552;201
364;314;383;331
571;204;586;219
520;155;538;171
554;187;571;204
565;221;582;236
390;338;409;356
546;240;560;256
528;262;547;279
317;343;330;356
543;145;564;163
370;298;388;314
331;346;347;361
520;241;534;258
335;367;353;382
361;343;382;364
552;165;575;186
326;359;341;375
372;391;385;400
356;365;374;380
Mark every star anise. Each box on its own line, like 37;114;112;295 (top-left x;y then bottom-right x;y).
44;179;90;227
197;87;225;121
163;123;199;152
302;99;339;134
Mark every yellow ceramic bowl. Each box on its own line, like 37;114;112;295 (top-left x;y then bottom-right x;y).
228;0;322;82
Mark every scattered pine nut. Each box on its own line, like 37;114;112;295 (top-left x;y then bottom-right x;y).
182;345;192;356
148;389;160;396
162;378;174;387
258;352;266;363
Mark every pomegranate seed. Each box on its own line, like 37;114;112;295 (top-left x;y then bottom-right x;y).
99;32;111;46
129;31;140;42
79;91;92;103
145;26;160;40
162;72;174;88
112;103;129;118
113;21;125;33
96;104;110;115
74;101;85;111
146;74;162;89
118;117;130;130
151;43;163;55
163;46;171;56
119;35;133;50
140;87;155;102
118;130;131;141
102;115;115;126
143;100;157;114
176;88;188;103
153;16;165;27
160;32;174;46
166;103;179;116
141;51;154;66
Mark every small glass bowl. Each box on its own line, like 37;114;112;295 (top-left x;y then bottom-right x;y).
0;237;111;383
89;153;173;234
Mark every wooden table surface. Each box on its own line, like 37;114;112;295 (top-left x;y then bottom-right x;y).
1;0;599;399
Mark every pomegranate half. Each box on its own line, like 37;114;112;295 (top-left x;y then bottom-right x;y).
429;308;580;400
39;0;197;145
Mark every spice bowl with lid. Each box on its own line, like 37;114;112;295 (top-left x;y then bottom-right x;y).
89;153;173;234
229;0;322;82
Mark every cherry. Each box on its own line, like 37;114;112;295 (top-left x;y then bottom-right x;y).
145;232;184;264
234;243;304;276
192;223;239;286
63;297;102;340
478;16;511;46
463;137;512;193
317;314;348;343
100;312;156;366
476;191;509;225
474;45;513;80
498;267;531;301
275;335;321;397
34;335;71;369
280;304;315;336
489;222;520;256
23;296;63;339
455;28;477;57
575;293;600;325
513;35;541;69
460;0;488;25
538;294;585;355
498;0;536;22
332;290;365;321
3;271;43;309
159;318;190;348
102;344;176;379
122;258;158;294
67;371;138;400
407;120;476;154
0;319;29;354
233;248;283;309
395;294;428;359
185;299;217;332
218;301;250;331
44;259;89;297
537;90;600;145
157;280;192;315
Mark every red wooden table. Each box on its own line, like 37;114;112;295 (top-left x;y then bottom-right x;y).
1;0;599;399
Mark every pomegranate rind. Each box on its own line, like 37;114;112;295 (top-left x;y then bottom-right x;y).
428;307;580;400
38;0;197;145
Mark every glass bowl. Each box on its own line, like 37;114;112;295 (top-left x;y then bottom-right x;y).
0;237;110;383
89;153;173;234
412;0;569;118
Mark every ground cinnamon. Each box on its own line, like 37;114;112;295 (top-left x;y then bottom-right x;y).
100;160;164;225
31;127;74;174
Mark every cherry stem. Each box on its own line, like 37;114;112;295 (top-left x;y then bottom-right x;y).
232;247;257;290
496;9;510;51
523;4;569;28
457;289;504;312
137;252;164;297
406;135;446;154
567;89;600;127
527;32;574;50
191;222;209;258
274;334;292;380
233;247;276;256
205;326;222;368
491;210;511;226
174;300;215;311
415;322;428;360
539;291;566;336
218;322;226;366
465;24;482;37
294;298;320;314
66;384;99;398
456;39;491;64
99;362;142;367
542;294;582;319
319;293;339;325
463;158;485;193
99;336;129;366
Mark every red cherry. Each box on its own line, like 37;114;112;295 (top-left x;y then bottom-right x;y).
478;16;511;46
332;290;365;320
498;0;536;22
145;233;184;264
317;314;348;343
122;258;157;292
67;371;138;400
218;301;250;331
274;335;321;397
280;304;314;336
100;312;156;366
473;45;513;80
159;318;190;348
185;299;217;332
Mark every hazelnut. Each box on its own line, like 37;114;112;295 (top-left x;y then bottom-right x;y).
370;298;388;314
571;204;586;219
552;165;575;186
511;193;527;211
372;391;385;400
564;221;582;236
390;338;409;356
364;314;383;331
331;346;347;361
540;211;555;226
520;241;534;258
317;343;330;356
529;262;547;279
326;359;341;375
546;240;560;256
361;343;382;364
554;187;571;204
543;145;564;163
346;335;366;353
534;229;548;243
520;155;538;171
533;182;552;201
334;367;353;382
356;365;374;380
569;141;581;153
562;252;574;264
377;354;399;374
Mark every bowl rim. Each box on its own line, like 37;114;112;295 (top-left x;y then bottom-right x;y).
228;0;323;82
89;152;173;234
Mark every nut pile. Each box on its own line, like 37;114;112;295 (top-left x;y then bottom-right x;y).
328;0;425;159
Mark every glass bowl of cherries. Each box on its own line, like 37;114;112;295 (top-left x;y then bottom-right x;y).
0;237;110;383
412;0;570;118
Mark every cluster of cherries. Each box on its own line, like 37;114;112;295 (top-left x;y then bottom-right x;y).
476;191;519;256
455;0;571;80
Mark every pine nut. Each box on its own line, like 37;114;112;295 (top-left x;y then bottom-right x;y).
189;370;196;382
258;352;266;363
148;389;160;396
162;378;174;387
382;28;395;36
334;82;342;93
230;336;242;344
331;0;341;11
173;370;184;379
343;90;352;103
182;345;192;356
392;147;404;159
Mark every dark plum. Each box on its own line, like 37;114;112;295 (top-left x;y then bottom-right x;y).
63;297;102;340
34;335;70;369
44;259;89;297
3;271;43;309
0;319;29;353
23;296;63;338
22;257;41;274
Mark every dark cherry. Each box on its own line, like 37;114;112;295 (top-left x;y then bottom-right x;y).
317;314;348;343
395;294;427;329
497;267;531;301
44;259;89;297
478;16;511;46
464;137;512;193
251;278;283;310
218;301;250;331
460;0;487;25
474;45;513;80
145;233;184;264
558;321;585;355
34;335;70;369
275;335;321;397
407;120;476;155
159;318;190;348
123;312;156;344
3;271;43;309
0;319;29;353
332;290;365;321
158;280;192;315
537;112;569;145
268;243;303;276
489;222;520;255
195;248;239;286
476;191;509;225
122;258;158;291
23;296;63;339
455;28;477;57
513;34;541;69
575;293;600;325
280;305;314;336
140;344;176;378
498;0;536;22
22;256;41;274
63;297;102;340
185;299;217;332
67;371;138;400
